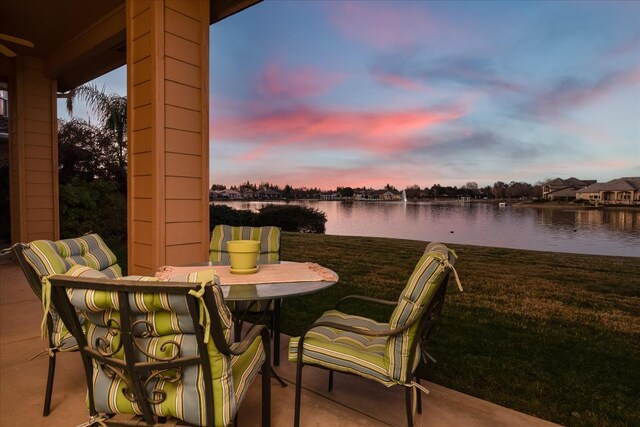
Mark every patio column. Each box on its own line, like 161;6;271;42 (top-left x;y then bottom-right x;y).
8;56;59;243
126;0;210;275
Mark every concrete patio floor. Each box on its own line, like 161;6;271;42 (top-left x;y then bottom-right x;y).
0;260;560;427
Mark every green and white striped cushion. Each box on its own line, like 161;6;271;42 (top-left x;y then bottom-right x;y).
209;225;281;264
385;243;453;383
22;235;121;350
66;264;109;279
210;225;281;312
64;266;263;426
289;243;455;387
23;234;121;279
288;310;394;387
48;313;78;351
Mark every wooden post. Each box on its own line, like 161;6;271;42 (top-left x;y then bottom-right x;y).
126;0;210;275
8;56;59;243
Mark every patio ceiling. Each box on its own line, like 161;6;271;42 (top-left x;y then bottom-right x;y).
0;0;260;91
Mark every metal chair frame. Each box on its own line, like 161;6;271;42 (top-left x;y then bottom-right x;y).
48;274;271;427
10;243;66;416
293;270;451;427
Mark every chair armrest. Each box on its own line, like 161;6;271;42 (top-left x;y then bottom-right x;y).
306;320;413;338
220;324;270;356
335;295;397;310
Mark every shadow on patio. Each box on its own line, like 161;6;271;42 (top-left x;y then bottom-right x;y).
0;259;558;427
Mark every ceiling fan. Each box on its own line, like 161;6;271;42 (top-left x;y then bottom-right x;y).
0;33;34;57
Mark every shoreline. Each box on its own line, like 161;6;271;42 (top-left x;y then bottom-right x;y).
513;202;640;210
217;198;640;210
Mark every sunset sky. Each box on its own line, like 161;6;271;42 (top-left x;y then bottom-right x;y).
61;0;640;190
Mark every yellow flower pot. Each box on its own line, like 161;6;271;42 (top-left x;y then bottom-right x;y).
227;240;260;274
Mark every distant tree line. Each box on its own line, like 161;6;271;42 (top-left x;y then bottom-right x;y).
403;181;542;200
212;181;323;199
212;180;543;200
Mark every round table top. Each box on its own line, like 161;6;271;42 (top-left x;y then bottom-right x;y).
210;261;339;301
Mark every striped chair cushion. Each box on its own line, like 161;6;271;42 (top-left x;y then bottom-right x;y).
47;312;78;351
210;225;281;312
209;225;281;264
22;235;121;351
23;234;121;279
288;310;395;387
64;266;261;426
289;243;455;388
385;242;453;383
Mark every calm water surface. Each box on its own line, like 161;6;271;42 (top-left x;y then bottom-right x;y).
218;201;640;257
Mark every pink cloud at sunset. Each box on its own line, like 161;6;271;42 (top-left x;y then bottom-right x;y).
232;163;443;191
256;61;344;98
325;1;486;52
608;34;640;59
213;104;466;160
327;2;432;49
372;72;427;91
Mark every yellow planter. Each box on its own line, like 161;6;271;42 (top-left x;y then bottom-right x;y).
226;240;260;274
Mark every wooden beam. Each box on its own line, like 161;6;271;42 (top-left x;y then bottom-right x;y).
43;5;126;91
210;0;262;23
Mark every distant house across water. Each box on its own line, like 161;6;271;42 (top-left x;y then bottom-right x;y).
256;188;282;199
320;192;339;200
542;177;596;201
576;177;640;205
211;189;242;200
380;190;401;201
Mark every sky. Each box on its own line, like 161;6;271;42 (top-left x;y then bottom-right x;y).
61;0;640;190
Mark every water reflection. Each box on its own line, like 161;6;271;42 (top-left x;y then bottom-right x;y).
217;201;639;257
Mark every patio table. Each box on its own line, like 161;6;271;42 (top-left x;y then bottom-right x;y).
157;261;339;367
215;262;339;301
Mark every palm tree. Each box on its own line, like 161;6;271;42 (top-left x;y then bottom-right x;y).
65;83;127;174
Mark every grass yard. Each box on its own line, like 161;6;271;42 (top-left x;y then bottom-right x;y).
279;232;640;427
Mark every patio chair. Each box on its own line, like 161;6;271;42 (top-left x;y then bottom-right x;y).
47;266;271;427
7;233;121;416
209;225;283;365
289;242;462;427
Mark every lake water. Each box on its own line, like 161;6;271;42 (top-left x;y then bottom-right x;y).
217;201;640;257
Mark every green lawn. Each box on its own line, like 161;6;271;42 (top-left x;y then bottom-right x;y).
279;232;640;427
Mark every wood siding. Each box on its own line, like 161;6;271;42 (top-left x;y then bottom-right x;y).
9;56;59;243
127;0;209;275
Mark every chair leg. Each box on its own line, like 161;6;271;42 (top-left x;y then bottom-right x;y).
43;351;56;416
273;300;281;366
405;386;413;427
262;329;271;427
234;318;242;342
294;360;304;427
328;370;333;392
415;373;422;414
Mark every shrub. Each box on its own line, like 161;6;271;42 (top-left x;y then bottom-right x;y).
209;204;257;229
59;180;126;241
209;204;327;233
255;204;326;233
